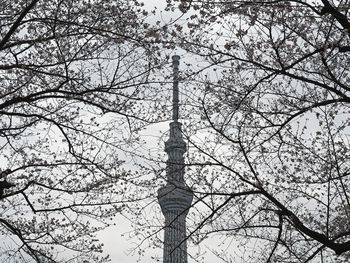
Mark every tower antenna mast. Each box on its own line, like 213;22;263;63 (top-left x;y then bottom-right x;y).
172;55;180;122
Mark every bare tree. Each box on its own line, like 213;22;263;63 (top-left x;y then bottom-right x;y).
0;0;161;262
139;0;350;262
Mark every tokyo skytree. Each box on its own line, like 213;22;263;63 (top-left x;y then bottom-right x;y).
158;55;193;263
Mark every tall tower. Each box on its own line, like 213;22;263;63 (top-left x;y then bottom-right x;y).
158;55;193;263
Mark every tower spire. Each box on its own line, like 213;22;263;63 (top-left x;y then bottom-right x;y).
158;55;193;263
172;55;180;122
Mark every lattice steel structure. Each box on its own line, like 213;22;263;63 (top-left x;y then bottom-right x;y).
158;55;193;263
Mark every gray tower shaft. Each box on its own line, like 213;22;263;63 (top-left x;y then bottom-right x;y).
158;56;193;263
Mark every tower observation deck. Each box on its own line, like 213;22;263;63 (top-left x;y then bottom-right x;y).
158;55;193;263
